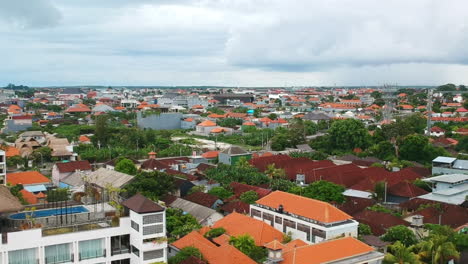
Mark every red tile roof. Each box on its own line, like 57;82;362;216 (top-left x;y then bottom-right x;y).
55;161;92;173
387;181;428;198
353;210;409;236
220;201;250;214
7;171;50;185
256;191;352;223
184;191;219;208
229;182;271;199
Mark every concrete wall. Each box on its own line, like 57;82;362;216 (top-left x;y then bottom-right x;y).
432;167;468;175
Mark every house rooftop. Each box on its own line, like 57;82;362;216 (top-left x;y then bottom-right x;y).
122;194;164;214
255;191;352;224
213;212;283;246
432;156;457;164
422;174;468;184
282;237;380;264
6;171;50;185
55;160;92;173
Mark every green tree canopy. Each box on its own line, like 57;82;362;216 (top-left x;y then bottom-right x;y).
384;241;420;264
229;234;267;263
239;190;259;204
207;186;234;200
125;171;175;200
328;119;371;152
382;225;418;246
168;247;204;264
115;158;137;175
166;208;201;242
300;180;346;204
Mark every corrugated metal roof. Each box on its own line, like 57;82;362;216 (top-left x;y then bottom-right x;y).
432;156;457;163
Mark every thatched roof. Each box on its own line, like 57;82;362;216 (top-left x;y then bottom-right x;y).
0;185;24;213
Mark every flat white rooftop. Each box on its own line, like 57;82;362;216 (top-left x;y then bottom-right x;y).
432;156;457;163
423;174;468;184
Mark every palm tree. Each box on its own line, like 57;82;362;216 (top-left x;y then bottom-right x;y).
384;241;420;264
417;235;460;264
229;234;256;255
265;164;286;179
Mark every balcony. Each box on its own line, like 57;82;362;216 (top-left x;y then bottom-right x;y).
45;253;74;264
79;249;106;261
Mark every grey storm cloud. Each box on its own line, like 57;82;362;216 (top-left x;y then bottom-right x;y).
0;0;62;29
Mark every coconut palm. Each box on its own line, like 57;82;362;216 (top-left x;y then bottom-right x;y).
384;241;420;264
417;235;460;264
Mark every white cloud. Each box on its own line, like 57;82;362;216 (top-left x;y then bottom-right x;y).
1;0;468;86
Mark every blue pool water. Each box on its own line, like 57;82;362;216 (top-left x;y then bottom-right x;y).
10;206;89;220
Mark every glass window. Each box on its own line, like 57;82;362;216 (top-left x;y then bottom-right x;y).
131;246;140;257
111;259;130;264
45;243;72;264
79;239;105;260
8;248;37;264
131;220;139;231
111;235;130;256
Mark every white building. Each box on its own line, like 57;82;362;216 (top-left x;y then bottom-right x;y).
0;194;167;264
0;150;5;185
250;191;358;244
419;174;468;205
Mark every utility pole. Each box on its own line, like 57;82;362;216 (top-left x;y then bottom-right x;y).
426;89;433;136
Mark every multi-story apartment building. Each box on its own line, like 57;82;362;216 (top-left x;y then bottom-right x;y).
250;191;358;244
0;194;167;264
0;150;5;185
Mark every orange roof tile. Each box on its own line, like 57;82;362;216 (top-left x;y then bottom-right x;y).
242;122;256;126
202;151;219;159
19;189;44;204
255;191;352;223
184;118;194;122
282;237;374;264
7;171;50;185
1;146;20;157
213;212;283;246
210;127;229;133
79;135;91;142
208;113;227;119
172;231;255;264
198;120;216;127
264;239;285;250
65;103;91;113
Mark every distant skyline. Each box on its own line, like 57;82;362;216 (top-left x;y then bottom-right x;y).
1;0;468;87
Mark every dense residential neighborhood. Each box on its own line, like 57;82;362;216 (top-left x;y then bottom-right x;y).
0;84;466;264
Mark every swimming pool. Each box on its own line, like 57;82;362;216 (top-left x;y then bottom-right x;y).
10;206;89;220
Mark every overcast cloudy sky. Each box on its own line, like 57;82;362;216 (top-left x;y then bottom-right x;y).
1;0;468;86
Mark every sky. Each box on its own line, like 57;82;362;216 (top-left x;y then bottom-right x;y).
1;0;468;87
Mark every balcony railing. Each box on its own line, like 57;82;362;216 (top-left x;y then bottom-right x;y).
45;253;74;264
79;249;106;261
111;247;130;256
